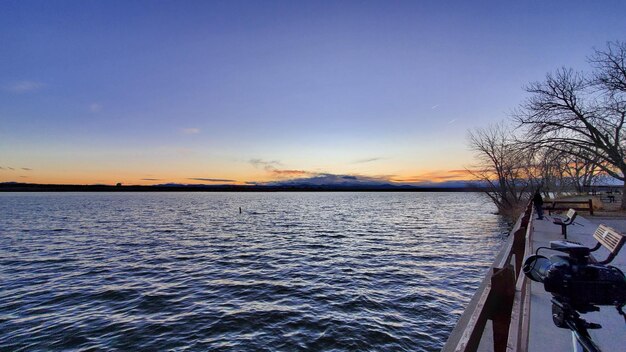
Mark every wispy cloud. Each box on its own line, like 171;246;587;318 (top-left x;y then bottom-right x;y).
448;169;474;175
271;169;313;177
447;119;457;124
181;128;200;135
187;178;236;182
352;157;384;164
89;103;102;113
5;80;45;93
391;177;426;183
431;104;439;110
1;166;33;171
141;178;162;181
249;158;386;183
249;159;317;179
249;158;282;171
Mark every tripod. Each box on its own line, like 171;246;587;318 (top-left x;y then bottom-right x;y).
551;298;602;352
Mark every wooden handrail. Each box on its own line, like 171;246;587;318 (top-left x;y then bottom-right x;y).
442;202;533;352
505;215;534;351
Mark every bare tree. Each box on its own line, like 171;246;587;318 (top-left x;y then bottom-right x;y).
591;41;626;93
515;41;626;209
560;147;603;193
532;147;569;197
467;123;534;217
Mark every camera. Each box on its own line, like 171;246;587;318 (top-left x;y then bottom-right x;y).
523;241;626;310
522;240;626;352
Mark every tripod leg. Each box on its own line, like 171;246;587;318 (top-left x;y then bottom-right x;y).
566;320;602;352
571;332;584;352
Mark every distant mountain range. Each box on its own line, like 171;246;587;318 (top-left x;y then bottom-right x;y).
2;179;622;192
153;174;477;190
0;180;484;192
260;173;477;189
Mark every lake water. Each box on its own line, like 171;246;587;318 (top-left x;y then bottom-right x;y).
0;192;508;351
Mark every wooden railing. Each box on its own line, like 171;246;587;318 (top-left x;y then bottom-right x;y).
442;203;534;352
544;199;593;215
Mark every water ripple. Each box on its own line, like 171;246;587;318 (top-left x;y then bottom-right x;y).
0;192;507;351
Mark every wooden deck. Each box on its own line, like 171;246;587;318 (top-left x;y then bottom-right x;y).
527;215;626;352
442;206;626;352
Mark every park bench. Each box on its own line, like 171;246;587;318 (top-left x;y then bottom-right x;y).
544;199;593;216
588;224;626;264
551;224;625;265
604;190;620;203
552;208;577;239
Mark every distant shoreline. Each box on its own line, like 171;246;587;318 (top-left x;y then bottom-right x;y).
0;182;487;193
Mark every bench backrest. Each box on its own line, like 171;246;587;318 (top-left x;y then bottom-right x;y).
566;208;577;220
593;224;626;255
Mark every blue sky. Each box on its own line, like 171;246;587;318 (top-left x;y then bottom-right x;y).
1;1;625;184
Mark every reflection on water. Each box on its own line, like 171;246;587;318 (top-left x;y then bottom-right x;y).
0;192;507;351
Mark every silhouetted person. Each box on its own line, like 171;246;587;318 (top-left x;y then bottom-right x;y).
533;190;544;220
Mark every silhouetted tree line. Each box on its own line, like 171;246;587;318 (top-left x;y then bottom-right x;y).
468;41;626;214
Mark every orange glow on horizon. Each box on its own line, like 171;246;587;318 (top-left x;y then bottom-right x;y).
0;168;479;186
390;169;478;184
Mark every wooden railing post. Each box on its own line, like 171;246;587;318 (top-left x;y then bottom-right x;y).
490;265;516;352
588;199;593;216
512;227;526;278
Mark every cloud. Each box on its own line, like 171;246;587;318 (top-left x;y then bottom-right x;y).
141;178;162;181
249;158;383;181
447;119;457;124
389;176;428;183
352;157;384;164
187;178;236;182
181;128;200;135
448;169;474;175
7;167;14;170
431;104;439;110
271;169;313;177
249;158;281;171
21;168;32;171
5;80;45;93
89;103;102;113
249;159;315;178
249;158;388;183
0;167;4;170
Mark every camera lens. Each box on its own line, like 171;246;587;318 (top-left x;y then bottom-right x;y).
523;255;552;282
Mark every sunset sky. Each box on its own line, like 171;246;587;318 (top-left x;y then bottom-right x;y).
1;1;624;185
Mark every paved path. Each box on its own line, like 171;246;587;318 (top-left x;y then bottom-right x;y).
528;214;626;352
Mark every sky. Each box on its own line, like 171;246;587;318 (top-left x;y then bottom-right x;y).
1;1;625;185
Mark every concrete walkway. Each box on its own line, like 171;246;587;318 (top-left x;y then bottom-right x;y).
528;214;626;352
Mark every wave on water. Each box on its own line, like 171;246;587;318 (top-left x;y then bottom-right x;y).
0;192;507;351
